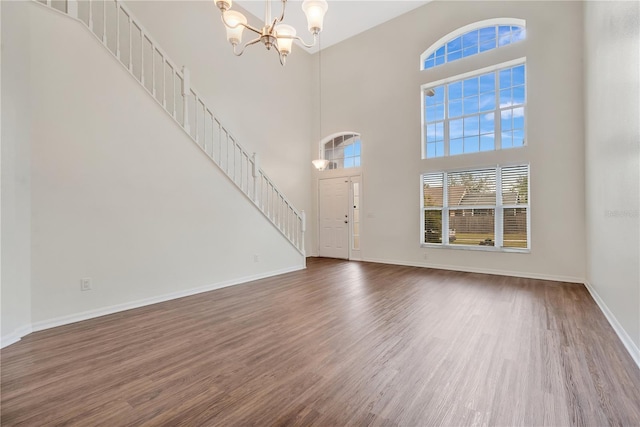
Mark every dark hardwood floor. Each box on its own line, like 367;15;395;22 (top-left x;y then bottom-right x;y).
2;258;640;426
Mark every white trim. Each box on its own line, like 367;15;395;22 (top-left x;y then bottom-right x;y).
419;18;526;70
319;131;361;148
1;324;34;349
422;57;526;93
420;243;530;254
362;256;583;284
349;176;363;261
584;281;640;369
30;265;305;333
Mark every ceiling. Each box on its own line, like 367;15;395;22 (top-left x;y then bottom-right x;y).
235;1;431;53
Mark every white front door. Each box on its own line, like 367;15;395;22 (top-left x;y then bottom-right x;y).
319;177;350;259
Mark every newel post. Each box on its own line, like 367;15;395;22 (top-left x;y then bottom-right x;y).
301;210;306;259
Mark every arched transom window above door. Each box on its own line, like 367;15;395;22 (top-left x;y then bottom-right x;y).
322;133;361;170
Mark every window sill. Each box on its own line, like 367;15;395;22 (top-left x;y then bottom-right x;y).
421;243;530;254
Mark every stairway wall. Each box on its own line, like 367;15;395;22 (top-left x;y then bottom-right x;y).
124;0;314;232
1;2;34;346
2;2;310;332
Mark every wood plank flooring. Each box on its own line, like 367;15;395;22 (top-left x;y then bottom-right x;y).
2;258;640;426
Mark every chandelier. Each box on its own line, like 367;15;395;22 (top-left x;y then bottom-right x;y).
215;0;329;65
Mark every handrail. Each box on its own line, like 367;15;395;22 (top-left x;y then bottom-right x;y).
34;0;305;255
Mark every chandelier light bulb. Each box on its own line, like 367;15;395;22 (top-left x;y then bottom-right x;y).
302;0;328;33
223;10;247;45
276;24;297;57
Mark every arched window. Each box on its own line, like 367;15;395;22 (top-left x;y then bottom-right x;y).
419;19;530;252
321;132;361;170
420;19;526;70
420;19;527;159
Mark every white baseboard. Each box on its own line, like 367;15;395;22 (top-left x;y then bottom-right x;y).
1;324;33;349
30;265;305;333
584;281;640;369
362;256;584;284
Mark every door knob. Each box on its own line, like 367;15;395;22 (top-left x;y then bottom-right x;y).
344;220;348;223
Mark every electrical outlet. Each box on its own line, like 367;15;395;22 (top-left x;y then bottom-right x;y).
81;277;92;291
423;253;428;261
254;254;260;263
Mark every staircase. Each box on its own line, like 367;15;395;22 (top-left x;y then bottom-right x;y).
36;0;306;255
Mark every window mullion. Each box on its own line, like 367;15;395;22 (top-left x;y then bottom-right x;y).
526;166;531;249
495;165;503;248
442;172;449;246
421;208;426;245
494;71;501;150
444;84;450;157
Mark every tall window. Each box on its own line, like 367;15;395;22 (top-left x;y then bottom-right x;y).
323;133;361;170
423;61;526;158
421;20;526;70
421;164;529;251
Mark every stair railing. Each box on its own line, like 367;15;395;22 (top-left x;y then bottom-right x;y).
35;0;306;255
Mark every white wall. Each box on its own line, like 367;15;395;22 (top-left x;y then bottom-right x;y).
124;0;314;252
310;1;586;282
6;2;308;330
584;1;640;358
1;2;33;346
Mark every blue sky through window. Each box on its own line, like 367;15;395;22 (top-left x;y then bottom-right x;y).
325;136;361;169
424;63;526;157
424;25;525;70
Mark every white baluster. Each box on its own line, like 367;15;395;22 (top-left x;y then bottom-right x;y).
141;33;145;86
88;0;94;30
194;96;199;143
67;0;78;18
172;68;177;119
128;16;132;71
301;210;306;255
252;153;259;203
216;122;222;164
201;105;206;151
286;204;291;239
181;66;190;133
102;0;107;44
115;1;120;59
162;60;167;108
152;48;156;97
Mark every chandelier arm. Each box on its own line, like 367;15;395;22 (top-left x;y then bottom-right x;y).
233;36;263;56
285;32;318;49
272;43;287;66
220;12;262;35
271;18;279;32
277;0;287;24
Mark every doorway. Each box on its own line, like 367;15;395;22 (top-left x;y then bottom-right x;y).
318;176;362;260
